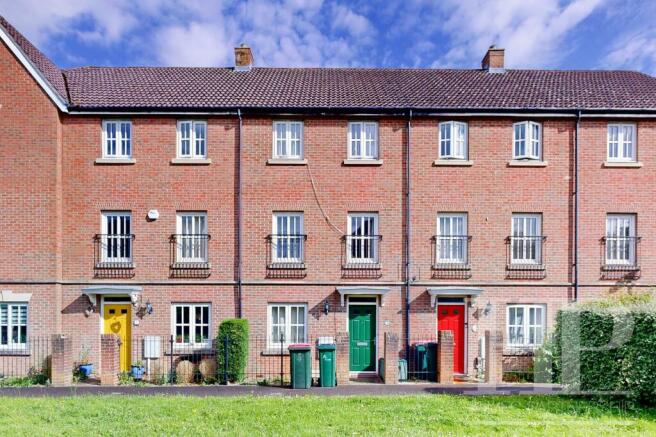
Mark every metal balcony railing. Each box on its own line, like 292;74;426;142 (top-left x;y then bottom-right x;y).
601;236;641;271
170;234;210;269
266;234;307;269
505;236;546;270
94;234;135;269
342;235;382;269
431;235;471;270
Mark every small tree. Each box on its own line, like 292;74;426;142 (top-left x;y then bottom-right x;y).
216;319;249;384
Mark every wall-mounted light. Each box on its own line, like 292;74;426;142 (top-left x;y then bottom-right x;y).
323;300;330;315
145;301;154;315
483;301;493;316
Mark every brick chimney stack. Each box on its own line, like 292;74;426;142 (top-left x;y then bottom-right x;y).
234;44;253;72
482;45;505;73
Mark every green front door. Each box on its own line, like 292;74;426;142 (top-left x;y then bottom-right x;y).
349;305;376;372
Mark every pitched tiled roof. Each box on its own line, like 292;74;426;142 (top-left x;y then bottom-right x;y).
62;67;656;111
0;15;68;103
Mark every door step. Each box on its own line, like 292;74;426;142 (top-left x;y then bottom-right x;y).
348;375;383;384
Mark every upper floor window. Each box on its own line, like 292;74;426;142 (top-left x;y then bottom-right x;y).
439;121;468;160
272;213;304;264
347;213;379;264
100;212;132;265
177;121;207;159
172;303;210;347
0;303;27;348
436;213;468;264
176;212;208;264
513;121;541;160
268;303;307;347
605;214;636;266
102;120;132;158
607;124;636;162
348;122;378;160
273;121;303;159
510;214;542;265
507;304;545;347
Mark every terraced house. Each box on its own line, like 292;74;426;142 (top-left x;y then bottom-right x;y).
1;14;656;384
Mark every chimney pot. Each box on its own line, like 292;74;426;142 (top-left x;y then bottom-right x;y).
234;45;253;71
482;46;505;73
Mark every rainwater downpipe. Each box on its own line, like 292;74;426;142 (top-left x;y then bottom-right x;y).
237;108;243;317
405;110;413;360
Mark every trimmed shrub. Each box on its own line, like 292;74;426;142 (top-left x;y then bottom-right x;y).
216;319;249;384
545;294;656;405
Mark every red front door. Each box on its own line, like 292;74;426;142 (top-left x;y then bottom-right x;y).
438;304;465;374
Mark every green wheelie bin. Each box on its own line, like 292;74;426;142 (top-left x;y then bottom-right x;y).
289;343;312;389
317;343;336;387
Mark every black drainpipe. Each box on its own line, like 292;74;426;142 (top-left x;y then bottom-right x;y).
573;110;581;302
237;109;243;317
405;110;413;360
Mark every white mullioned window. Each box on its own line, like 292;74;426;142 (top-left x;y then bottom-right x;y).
605;214;636;265
273;121;303;159
177;120;207;158
348;121;378;160
507;304;546;347
172;304;210;347
513;121;541;160
437;213;468;264
272;213;304;264
347;213;379;264
607;124;636;162
439;121;468;159
102;120;132;158
0;303;27;348
511;214;542;264
268;304;307;347
100;212;132;264
176;212;208;263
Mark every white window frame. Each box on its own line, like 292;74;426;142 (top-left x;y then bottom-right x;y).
177;120;207;159
347;213;379;264
507;304;546;348
605;214;636;265
171;303;211;348
512;121;541;160
348;121;379;160
102;120;132;158
272;121;304;159
272;212;304;264
607;124;636;162
100;212;132;264
0;303;28;349
510;214;542;265
436;213;468;264
267;303;308;348
176;212;208;263
438;121;468;160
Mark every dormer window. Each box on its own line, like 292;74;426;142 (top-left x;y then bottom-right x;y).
439;121;468;160
513;121;541;160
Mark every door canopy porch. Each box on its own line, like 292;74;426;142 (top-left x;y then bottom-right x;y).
426;287;483;308
82;285;143;308
336;286;390;307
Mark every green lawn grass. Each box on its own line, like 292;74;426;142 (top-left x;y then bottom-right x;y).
0;395;654;436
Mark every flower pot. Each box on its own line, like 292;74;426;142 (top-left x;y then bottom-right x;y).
79;364;93;378
131;366;145;380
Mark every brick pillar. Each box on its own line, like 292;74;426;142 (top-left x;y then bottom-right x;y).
436;330;454;384
335;332;350;386
50;334;73;386
484;330;504;384
100;334;121;386
383;332;399;384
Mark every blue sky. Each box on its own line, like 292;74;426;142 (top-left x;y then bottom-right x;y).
0;0;655;74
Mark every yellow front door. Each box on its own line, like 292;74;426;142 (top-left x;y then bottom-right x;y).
103;304;131;372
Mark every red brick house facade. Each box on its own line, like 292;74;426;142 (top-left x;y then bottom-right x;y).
1;15;656;380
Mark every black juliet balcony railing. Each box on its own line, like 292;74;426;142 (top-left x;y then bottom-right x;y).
266;234;307;271
431;235;472;279
601;236;641;279
341;235;382;279
94;234;135;278
169;234;211;278
505;235;547;279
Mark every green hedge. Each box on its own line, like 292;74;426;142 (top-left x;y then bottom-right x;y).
216;319;249;384
541;295;656;404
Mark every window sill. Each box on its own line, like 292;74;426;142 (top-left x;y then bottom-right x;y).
0;348;29;356
166;346;213;355
603;161;643;168
433;159;473;167
170;158;212;165
503;347;536;356
342;159;383;166
261;348;291;356
507;160;547;167
95;158;136;165
266;158;308;165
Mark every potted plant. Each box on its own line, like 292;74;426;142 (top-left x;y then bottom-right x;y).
131;361;145;380
77;346;93;378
